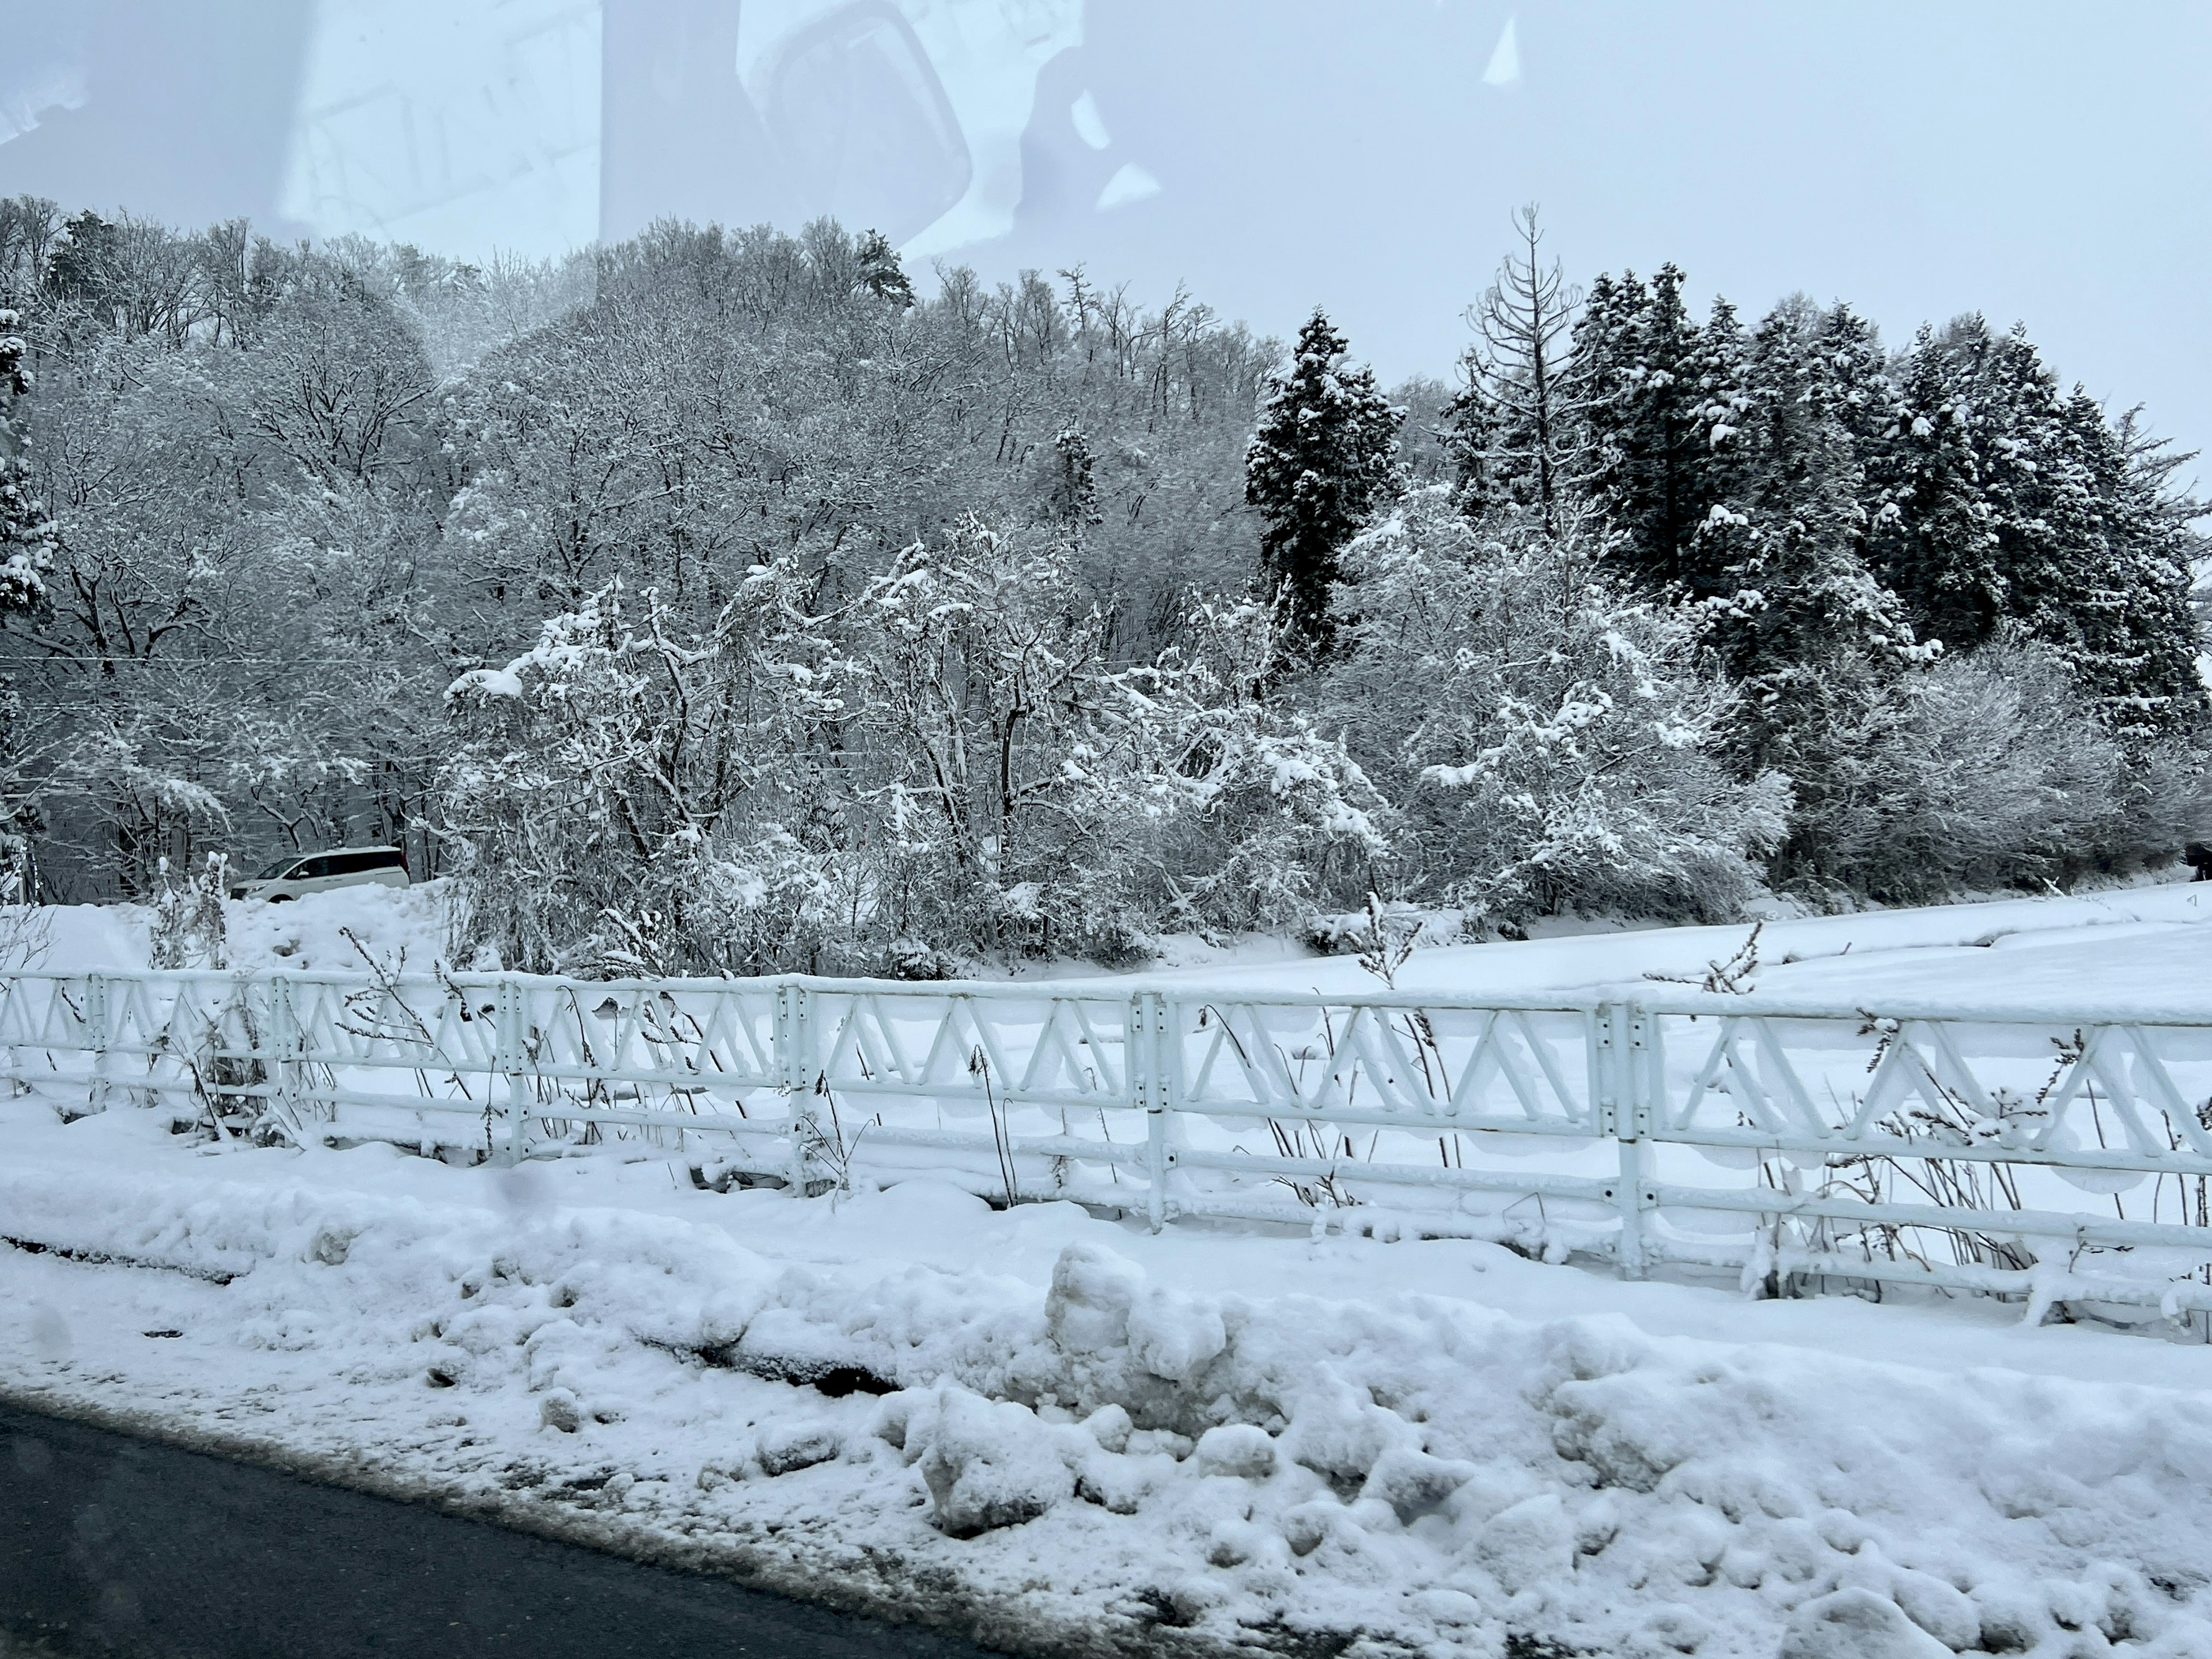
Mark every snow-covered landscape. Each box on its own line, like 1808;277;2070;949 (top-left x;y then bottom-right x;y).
7;18;2212;1649
7;883;2212;1658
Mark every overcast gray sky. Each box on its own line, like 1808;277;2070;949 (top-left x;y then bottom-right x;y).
3;1;2206;474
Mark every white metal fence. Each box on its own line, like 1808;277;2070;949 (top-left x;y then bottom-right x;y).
6;967;2212;1323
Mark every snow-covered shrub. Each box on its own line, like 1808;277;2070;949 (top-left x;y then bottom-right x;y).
441;571;869;975
147;853;229;969
1794;642;2131;903
1325;490;1787;925
442;519;1385;974
838;517;1174;964
1138;600;1388;937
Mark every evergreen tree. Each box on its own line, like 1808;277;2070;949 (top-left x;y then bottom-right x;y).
2050;392;2207;738
1573;265;1729;593
1706;301;1922;743
1812;301;1900;461
1044;423;1101;535
0;306;54;901
1244;308;1400;649
1868;323;2003;649
855;229;915;309
1873;317;2206;738
1697;298;1927;880
1443;206;1583;532
0;308;54;613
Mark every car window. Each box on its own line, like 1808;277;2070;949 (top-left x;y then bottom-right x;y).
324;850;403;876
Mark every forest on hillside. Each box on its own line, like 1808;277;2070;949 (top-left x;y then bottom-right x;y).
0;199;2204;975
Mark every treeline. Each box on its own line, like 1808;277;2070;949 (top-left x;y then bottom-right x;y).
0;198;2202;972
1355;216;2209;906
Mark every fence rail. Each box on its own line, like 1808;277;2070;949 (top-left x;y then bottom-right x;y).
6;967;2212;1324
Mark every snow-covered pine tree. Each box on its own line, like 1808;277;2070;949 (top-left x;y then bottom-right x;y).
1711;303;1922;690
1874;317;2206;741
1572;265;1738;595
1244;308;1400;650
1866;323;2005;650
0;306;55;900
1695;298;1930;881
1443;206;1584;532
1045;423;1101;533
0;308;55;613
1812;301;1901;461
2048;389;2207;740
855;229;916;309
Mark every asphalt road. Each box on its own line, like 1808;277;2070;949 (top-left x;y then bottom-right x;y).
0;1400;993;1659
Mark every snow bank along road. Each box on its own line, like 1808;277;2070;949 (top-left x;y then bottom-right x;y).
3;885;2212;1659
0;1399;988;1659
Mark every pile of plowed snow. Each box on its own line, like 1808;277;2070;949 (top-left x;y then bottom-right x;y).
4;1103;2209;1659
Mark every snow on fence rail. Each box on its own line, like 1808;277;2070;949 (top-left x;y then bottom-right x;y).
6;968;2212;1322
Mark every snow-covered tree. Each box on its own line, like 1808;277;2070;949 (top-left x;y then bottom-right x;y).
443;518;1388;975
1324;488;1787;926
0;308;54;613
1444;206;1584;532
1800;643;2129;903
1691;299;1929;787
1571;265;1731;594
1;199;2199;923
1244;309;1400;649
2067;399;2210;739
855;229;916;309
0;305;56;898
1870;317;2207;740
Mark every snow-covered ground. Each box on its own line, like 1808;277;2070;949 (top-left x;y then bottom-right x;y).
5;883;2212;1658
25;868;2212;1012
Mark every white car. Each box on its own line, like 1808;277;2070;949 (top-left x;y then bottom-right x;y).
230;847;410;903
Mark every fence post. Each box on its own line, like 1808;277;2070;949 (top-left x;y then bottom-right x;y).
86;972;112;1116
781;982;816;1196
1593;1002;1618;1139
266;976;298;1138
1138;990;1173;1232
494;978;531;1166
1608;1003;1653;1279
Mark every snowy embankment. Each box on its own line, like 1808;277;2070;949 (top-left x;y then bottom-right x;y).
3;882;2212;1658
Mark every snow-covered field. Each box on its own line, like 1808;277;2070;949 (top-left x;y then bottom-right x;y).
5;884;2212;1658
20;871;2212;1012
